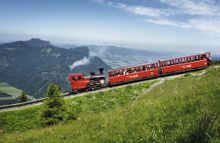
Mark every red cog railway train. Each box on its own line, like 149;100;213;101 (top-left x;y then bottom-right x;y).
68;52;211;93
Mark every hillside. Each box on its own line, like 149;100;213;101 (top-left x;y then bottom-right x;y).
0;38;111;99
0;83;34;105
0;66;219;142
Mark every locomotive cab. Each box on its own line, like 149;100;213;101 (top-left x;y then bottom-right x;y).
68;68;106;94
68;73;90;93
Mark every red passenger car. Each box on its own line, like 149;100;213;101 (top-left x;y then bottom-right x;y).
160;52;211;75
108;62;159;86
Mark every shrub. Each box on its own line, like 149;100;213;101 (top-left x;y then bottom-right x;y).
19;91;28;103
41;83;66;126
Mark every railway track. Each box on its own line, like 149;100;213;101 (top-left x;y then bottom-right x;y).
0;72;192;111
0;93;70;111
0;98;46;110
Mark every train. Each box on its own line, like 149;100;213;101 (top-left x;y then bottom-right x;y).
68;52;211;93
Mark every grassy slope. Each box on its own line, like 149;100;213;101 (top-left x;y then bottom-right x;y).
1;67;220;143
0;80;155;133
0;83;34;101
0;83;21;99
0;83;24;105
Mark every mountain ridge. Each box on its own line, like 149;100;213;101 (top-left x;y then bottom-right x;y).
0;38;111;100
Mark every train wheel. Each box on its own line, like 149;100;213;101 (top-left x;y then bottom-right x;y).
88;80;102;91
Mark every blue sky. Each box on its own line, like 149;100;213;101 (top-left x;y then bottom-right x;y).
0;0;220;53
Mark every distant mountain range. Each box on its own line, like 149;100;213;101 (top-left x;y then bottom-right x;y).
213;55;220;61
61;44;217;69
88;45;184;68
0;38;111;100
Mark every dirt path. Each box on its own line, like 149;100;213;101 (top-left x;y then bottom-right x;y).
214;65;220;69
131;74;185;106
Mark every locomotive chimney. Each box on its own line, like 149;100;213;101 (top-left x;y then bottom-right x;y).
90;71;95;76
99;68;104;74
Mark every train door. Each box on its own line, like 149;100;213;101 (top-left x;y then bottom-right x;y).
206;53;212;65
76;76;83;88
158;60;162;75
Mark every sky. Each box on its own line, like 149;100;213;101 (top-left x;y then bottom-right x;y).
0;0;220;53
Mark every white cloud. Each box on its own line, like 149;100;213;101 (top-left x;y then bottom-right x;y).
159;0;219;16
145;19;191;28
122;6;162;17
94;0;220;34
95;0;164;17
145;17;220;34
189;18;220;33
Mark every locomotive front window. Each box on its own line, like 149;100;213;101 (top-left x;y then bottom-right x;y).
201;54;205;59
112;72;115;77
72;77;77;80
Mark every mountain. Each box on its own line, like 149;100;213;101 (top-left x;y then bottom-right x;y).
88;45;177;68
25;38;52;47
0;39;111;99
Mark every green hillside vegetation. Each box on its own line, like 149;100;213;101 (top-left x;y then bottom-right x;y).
0;80;156;133
0;66;220;143
0;83;22;98
0;83;34;105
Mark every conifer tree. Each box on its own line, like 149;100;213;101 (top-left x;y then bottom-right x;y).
19;91;28;103
41;83;66;126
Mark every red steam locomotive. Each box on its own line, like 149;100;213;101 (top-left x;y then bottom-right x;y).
68;52;211;93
